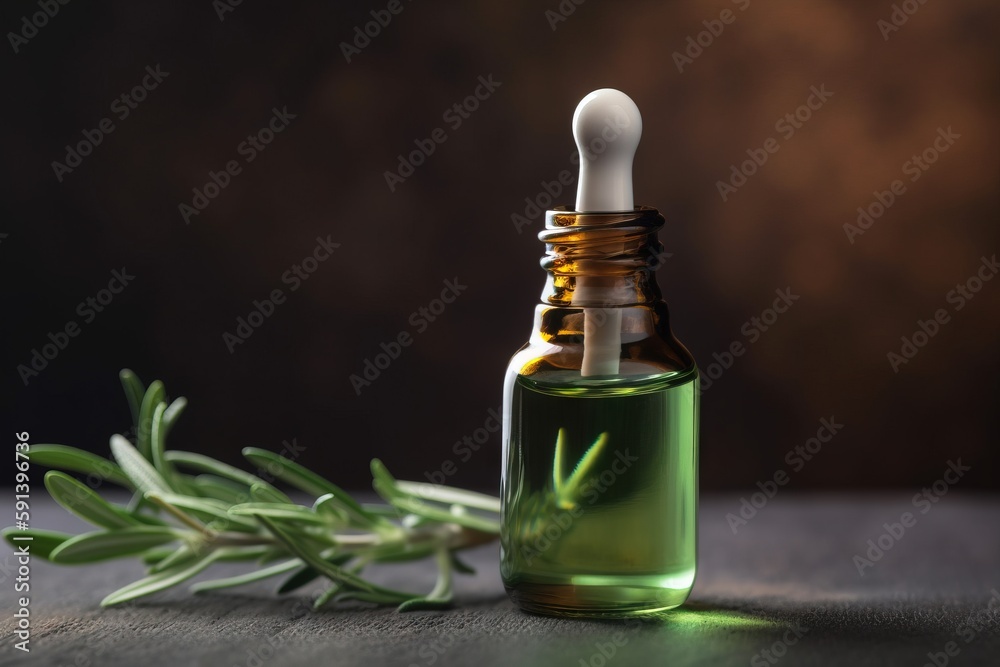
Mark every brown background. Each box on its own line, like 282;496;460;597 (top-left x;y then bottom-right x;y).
2;0;998;492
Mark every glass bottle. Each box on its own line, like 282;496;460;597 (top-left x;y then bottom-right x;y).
500;205;699;618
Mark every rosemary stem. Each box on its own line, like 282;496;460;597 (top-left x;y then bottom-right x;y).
146;494;211;535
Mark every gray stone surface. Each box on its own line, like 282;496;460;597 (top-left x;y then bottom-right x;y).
1;495;998;666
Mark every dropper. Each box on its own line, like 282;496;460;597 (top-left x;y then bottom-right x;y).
571;89;643;376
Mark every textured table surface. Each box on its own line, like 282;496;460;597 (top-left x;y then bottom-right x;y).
2;494;998;667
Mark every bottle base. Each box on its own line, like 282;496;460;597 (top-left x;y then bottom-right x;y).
504;580;693;619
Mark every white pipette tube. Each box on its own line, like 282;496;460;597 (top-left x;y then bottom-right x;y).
571;89;642;377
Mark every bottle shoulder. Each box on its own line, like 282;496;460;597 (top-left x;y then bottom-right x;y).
506;303;697;382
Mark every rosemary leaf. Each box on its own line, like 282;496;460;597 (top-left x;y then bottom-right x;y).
162;397;187;436
396;598;454;612
50;526;181;564
150;492;259;533
552;427;566;496
256;515;413;601
2;528;74;560
229;502;329;525
119;369;145;429
102;551;222;606
165;450;287;501
313;582;344;609
373;477;500;534
191;558;303;593
241;448;374;525
450;553;477;575
312;493;349;524
276;552;352;594
214;545;281;561
149;544;199;573
249;482;292;504
135;380;166;460
150;402;178;488
44;471;142;530
560;431;609;505
394;481;502;514
140;545;177;565
189;474;248;504
29;444;131;487
396;548;453;612
111;435;173;496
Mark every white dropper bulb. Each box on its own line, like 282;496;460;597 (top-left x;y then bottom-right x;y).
573;88;642;212
571;89;642;377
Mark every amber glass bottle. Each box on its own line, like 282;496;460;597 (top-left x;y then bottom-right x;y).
500;207;699;618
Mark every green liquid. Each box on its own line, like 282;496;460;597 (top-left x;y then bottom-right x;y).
501;369;699;617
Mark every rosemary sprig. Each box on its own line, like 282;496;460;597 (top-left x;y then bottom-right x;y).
505;429;609;549
2;369;500;611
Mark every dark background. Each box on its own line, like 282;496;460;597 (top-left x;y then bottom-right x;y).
2;0;997;493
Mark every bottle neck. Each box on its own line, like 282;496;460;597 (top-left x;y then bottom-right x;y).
538;207;667;307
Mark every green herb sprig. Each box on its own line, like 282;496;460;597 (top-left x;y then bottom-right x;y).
3;369;500;611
